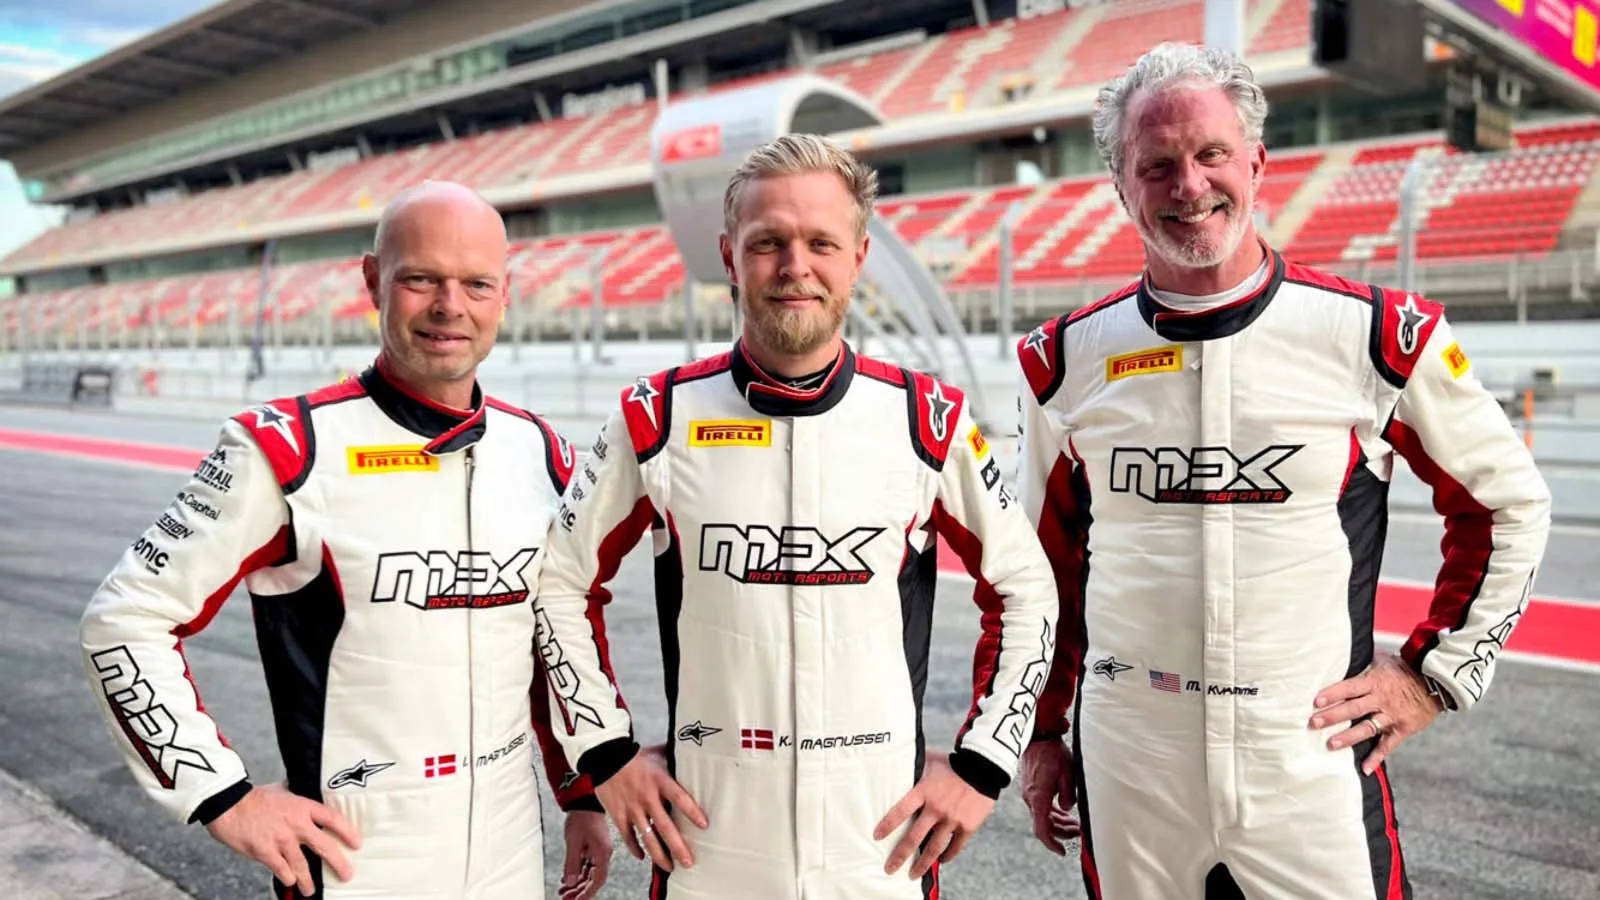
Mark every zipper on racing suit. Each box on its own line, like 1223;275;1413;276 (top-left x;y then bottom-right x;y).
463;445;478;887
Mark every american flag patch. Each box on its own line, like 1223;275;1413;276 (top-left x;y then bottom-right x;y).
1149;670;1181;693
740;728;775;751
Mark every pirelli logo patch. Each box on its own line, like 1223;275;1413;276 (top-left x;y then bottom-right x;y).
688;420;771;448
1442;342;1470;379
1107;346;1183;382
967;425;989;460
347;445;439;474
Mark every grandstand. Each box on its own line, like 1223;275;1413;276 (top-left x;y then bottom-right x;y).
3;0;1600;362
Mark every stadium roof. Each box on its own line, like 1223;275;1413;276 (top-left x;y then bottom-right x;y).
0;0;435;156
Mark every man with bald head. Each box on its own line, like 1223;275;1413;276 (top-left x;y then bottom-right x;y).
81;180;613;899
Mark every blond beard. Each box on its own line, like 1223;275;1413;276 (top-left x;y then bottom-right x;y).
743;292;848;356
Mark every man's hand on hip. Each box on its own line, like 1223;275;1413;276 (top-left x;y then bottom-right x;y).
1312;652;1445;775
1021;737;1080;856
558;810;613;900
205;783;360;896
876;751;997;879
593;745;707;873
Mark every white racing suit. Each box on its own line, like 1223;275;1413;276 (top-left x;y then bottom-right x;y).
534;341;1057;898
1016;250;1550;899
80;363;598;899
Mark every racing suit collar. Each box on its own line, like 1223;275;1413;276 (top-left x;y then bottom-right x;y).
730;339;855;418
360;361;486;454
1136;244;1285;342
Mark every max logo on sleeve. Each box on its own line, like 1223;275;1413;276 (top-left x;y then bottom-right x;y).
91;646;215;788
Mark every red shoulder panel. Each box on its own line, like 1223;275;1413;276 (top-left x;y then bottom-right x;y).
232;397;309;488
484;396;534;422
855;353;907;386
539;416;576;490
674;351;732;382
620;370;671;457
907;370;965;466
304;377;366;407
1377;289;1445;380
1284;260;1375;300
1066;279;1139;326
1016;316;1062;401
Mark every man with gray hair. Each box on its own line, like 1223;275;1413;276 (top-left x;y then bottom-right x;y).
1014;43;1549;897
534;134;1058;898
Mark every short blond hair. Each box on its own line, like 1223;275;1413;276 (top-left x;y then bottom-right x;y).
722;133;878;241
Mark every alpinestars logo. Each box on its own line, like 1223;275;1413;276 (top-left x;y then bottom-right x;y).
1396;295;1431;355
249;404;299;453
699;524;884;585
677;720;721;746
1110;445;1304;504
627;378;660;427
924;381;954;442
90;646;215;788
1023;325;1051;368
993;620;1055;757
1092;656;1133;681
327;759;393;789
370;547;537;609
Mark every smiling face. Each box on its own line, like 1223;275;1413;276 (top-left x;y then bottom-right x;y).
362;185;508;407
1118;81;1266;288
719;170;868;371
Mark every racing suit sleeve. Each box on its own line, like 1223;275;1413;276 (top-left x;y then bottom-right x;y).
79;420;291;825
531;658;601;812
1384;318;1551;712
1015;377;1089;743
526;420;602;813
933;403;1059;798
534;410;654;786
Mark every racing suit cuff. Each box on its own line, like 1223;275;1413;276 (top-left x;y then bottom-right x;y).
1422;674;1459;712
577;738;640;787
188;778;252;825
1030;728;1066;744
563;795;605;814
948;749;1009;800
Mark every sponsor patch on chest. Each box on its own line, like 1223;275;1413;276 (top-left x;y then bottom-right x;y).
688;419;772;447
1106;345;1183;381
347;445;438;474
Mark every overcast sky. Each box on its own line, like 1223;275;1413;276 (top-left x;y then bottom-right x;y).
0;0;215;257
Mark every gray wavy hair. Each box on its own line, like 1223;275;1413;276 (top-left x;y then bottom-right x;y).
1092;43;1269;184
723;133;879;241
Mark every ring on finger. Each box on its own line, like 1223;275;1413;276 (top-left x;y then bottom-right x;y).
1367;716;1384;739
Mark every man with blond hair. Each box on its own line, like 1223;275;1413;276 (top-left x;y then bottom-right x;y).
1016;44;1550;898
81;181;612;899
533;134;1058;898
